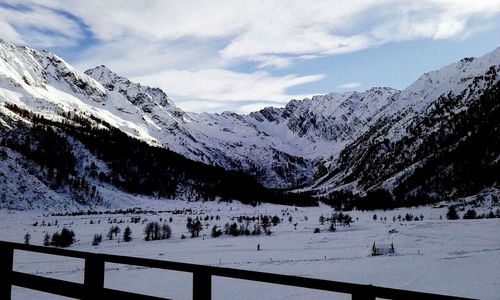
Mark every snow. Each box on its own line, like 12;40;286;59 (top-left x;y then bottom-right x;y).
382;47;500;144
2;40;498;191
0;40;403;188
1;200;499;300
1;39;499;299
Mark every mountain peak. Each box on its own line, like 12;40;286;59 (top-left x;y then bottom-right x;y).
85;65;126;87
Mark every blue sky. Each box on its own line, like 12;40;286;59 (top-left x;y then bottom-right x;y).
1;0;500;113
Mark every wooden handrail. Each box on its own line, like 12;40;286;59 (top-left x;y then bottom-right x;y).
0;241;476;300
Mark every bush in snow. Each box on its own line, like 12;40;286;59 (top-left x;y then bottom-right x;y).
92;234;102;246
211;225;222;238
51;227;75;247
404;213;414;222
463;209;478;219
229;223;240;236
446;206;459;220
251;224;262;235
186;218;202;238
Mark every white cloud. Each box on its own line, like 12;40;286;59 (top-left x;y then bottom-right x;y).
132;68;324;112
0;5;82;48
235;102;288;114
74;38;223;76
2;0;500;112
9;0;500;63
337;82;362;89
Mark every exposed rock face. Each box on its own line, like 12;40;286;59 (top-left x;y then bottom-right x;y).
1;39;499;207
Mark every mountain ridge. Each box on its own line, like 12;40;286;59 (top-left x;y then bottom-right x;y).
0;39;498;209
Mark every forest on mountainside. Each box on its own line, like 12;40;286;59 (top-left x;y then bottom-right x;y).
0;105;316;207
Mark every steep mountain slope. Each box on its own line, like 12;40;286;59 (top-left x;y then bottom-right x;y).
0;40;316;209
0;38;498;210
0;39;401;189
83;65;319;188
0;103;316;210
312;49;500;206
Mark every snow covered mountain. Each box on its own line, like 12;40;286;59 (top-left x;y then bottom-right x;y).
0;38;498;209
312;49;500;206
84;65;403;189
0;39;402;189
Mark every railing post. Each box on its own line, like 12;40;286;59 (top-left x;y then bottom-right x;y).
0;243;14;300
83;254;104;300
352;284;375;300
193;270;211;300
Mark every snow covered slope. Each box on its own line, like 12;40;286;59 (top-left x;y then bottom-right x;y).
312;47;500;201
1;38;499;209
0;39;401;189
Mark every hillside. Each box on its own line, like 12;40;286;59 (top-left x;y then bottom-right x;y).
0;39;498;209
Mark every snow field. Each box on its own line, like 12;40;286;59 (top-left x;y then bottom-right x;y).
1;200;499;299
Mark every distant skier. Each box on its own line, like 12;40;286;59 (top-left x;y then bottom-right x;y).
257;243;260;251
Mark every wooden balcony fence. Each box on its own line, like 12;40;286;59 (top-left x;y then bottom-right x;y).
0;241;475;300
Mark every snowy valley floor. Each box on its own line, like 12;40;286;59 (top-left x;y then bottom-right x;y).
1;200;499;300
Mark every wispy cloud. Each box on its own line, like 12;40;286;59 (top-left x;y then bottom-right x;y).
132;69;324;113
2;0;500;112
0;4;83;47
337;82;361;89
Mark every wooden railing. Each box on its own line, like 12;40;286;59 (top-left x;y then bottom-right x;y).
0;241;475;300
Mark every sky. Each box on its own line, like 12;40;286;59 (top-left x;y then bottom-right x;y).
1;0;500;113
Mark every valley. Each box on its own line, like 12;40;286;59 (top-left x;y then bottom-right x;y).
2;199;499;299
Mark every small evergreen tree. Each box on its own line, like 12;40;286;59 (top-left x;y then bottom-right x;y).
59;228;75;247
260;216;271;234
329;221;336;232
112;226;121;237
328;214;336;232
107;227;114;240
43;233;50;246
123;226;132;242
24;232;31;245
161;223;172;240
144;222;158;241
229;223;239;236
446;206;459;220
